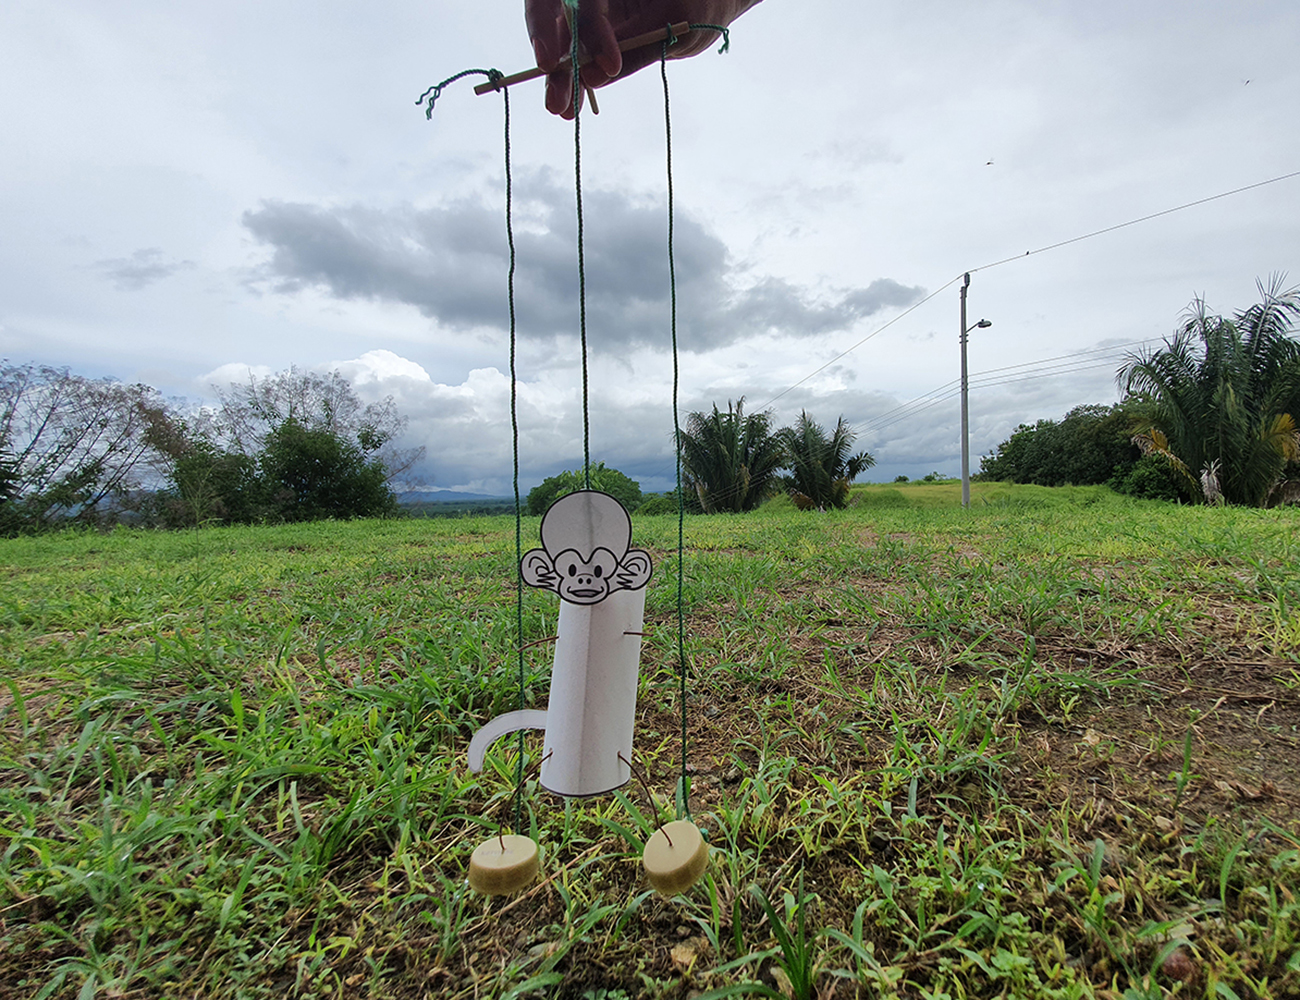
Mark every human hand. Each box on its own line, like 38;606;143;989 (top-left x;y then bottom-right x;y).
524;0;761;118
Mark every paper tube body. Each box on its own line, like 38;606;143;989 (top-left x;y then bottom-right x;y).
539;586;644;797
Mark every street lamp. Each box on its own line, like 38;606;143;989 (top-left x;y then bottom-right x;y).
960;272;992;509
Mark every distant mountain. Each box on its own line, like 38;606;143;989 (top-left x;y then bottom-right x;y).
396;490;512;505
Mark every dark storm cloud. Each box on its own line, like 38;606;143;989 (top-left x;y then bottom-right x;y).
242;174;924;350
94;248;195;290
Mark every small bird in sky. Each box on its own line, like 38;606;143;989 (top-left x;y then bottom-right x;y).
986;159;994;166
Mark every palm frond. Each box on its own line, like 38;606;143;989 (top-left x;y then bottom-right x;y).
1119;282;1300;506
777;412;874;510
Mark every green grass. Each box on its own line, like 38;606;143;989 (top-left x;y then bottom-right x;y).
2;485;1299;998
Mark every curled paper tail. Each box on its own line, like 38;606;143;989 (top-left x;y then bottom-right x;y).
467;710;548;772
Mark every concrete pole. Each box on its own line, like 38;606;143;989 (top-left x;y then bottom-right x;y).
960;273;971;509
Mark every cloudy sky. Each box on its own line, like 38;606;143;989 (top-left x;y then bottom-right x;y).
3;1;1297;493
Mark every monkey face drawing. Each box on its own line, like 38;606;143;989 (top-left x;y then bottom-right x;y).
520;491;653;604
550;547;620;603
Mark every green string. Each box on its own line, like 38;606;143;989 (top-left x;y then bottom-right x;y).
416;68;526;834
687;23;731;54
571;3;591;488
502;89;529;836
658;41;690;821
416;68;503;119
662;20;731;822
421;16;737;828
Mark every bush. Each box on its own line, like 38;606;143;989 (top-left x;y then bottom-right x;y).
778;412;874;511
1109;454;1186;502
636;493;681;516
259;420;398;522
978;403;1143;487
679;398;785;513
157;445;265;526
526;462;643;516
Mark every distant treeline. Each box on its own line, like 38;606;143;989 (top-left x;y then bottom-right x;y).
403;498;517;519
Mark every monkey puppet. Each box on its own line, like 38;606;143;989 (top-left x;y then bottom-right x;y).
466;490;707;896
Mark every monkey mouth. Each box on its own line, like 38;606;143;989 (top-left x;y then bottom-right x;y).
565;588;603;600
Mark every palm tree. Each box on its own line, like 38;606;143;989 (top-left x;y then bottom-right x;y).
678;398;786;513
778;412;874;510
1119;277;1300;507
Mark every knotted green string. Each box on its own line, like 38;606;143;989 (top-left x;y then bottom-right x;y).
416;69;527;833
687;23;731;53
421;11;737;829
570;6;592;488
416;68;504;118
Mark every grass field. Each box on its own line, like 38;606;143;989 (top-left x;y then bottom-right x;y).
2;482;1299;999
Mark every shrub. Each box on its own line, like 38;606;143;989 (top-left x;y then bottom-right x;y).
636;493;682;516
259;420;398;522
1110;454;1186;502
526;462;643;516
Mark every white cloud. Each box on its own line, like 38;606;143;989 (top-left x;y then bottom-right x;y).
197;362;274;392
2;0;1297;491
331;349;433;384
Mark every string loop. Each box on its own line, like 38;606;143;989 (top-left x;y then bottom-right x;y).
686;23;731;54
417;68;503;119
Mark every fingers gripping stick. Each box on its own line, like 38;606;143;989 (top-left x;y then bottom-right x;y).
473;22;691;95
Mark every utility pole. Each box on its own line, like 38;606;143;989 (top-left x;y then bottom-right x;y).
960;273;991;509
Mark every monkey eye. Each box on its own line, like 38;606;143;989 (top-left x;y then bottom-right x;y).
567;563;577;576
593;565;603;578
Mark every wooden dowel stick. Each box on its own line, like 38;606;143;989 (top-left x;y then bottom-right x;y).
474;22;693;95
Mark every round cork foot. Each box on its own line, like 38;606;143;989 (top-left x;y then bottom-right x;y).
642;820;708;896
468;834;540;896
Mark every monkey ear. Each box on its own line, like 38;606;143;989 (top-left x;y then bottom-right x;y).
614;549;653;592
520;549;559;592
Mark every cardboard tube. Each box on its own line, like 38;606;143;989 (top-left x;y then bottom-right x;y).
538;587;645;796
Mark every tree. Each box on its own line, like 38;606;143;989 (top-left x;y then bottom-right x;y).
635;489;693;516
678;398;786;513
210;367;423;483
778;412;874;510
156;442;265;527
526;462;643;516
977;403;1142;487
259;419;398;522
1119;278;1300;507
0;361;175;533
147;366;423;526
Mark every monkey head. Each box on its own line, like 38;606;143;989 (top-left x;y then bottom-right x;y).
520;490;653;605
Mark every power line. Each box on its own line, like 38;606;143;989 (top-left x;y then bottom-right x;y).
856;338;1157;431
858;337;1162;432
755;275;964;410
757;168;1300;411
864;357;1125;437
970;169;1300;274
635;340;1156;500
639;171;1300;496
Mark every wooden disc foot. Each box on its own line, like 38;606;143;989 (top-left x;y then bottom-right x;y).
468;835;540;896
642;820;708;896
